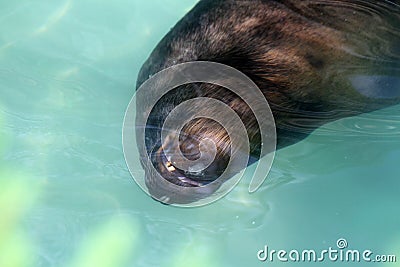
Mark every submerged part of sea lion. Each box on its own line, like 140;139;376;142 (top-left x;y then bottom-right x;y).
135;0;400;204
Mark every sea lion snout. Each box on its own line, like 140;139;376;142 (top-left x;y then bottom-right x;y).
142;119;235;204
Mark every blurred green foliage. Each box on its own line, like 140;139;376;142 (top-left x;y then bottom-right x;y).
67;217;139;267
0;170;38;267
0;168;141;267
0;107;141;267
169;235;222;267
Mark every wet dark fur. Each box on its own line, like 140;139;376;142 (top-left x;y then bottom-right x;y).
136;0;400;204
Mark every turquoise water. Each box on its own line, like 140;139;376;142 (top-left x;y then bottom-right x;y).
1;1;400;267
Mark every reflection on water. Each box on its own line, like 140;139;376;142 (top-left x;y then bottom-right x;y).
0;0;399;267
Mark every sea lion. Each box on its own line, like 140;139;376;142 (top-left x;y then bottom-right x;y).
134;0;400;204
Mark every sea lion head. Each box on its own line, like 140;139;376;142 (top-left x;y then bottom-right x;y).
134;61;270;204
135;73;256;204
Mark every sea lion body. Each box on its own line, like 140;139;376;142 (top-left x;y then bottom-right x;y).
135;0;400;204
